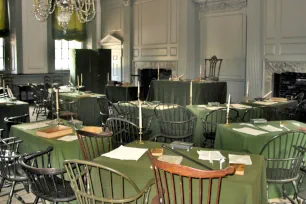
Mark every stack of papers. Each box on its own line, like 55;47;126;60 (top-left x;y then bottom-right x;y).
229;154;252;165
57;135;78;142
230;104;252;109
253;101;278;106
198;105;223;111
102;145;148;161
258;125;282;132
158;155;183;165
19;122;50;130
197;151;225;161
233;127;267;136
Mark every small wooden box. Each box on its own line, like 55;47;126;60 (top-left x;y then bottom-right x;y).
230;164;245;175
81;126;103;134
36;125;73;139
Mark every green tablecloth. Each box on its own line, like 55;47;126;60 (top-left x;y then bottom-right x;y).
59;92;105;126
187;104;254;147
215;120;305;198
10;122;84;169
106;86;138;103
0;100;29;138
92;141;267;204
243;100;297;111
147;80;227;106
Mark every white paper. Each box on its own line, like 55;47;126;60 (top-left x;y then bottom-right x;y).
229;154;252;165
158;155;183;165
280;124;290;131
197;151;225;161
230;104;252;109
257;125;283;132
293;122;301;127
232;127;268;136
19;122;49;130
57;135;78;142
199;105;223;111
102;145;148;161
253;101;278;106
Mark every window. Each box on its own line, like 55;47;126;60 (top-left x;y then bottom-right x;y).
0;38;4;71
55;40;82;70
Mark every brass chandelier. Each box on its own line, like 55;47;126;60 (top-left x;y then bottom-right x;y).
33;0;96;33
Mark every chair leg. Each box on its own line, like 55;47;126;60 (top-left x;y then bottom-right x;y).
33;197;39;204
7;181;16;204
292;180;299;200
0;177;5;193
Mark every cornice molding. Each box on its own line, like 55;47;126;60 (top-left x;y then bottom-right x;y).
194;0;247;12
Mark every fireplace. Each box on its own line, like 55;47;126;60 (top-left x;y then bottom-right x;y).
265;61;306;97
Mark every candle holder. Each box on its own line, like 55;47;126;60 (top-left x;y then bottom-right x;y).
136;127;144;144
225;111;230;126
245;94;249;103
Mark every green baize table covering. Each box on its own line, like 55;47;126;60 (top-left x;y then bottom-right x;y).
92;141;267;204
59;92;105;126
106;85;138;103
215;120;306;198
146;80;227;106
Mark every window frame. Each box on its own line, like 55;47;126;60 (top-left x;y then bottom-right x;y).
54;39;82;71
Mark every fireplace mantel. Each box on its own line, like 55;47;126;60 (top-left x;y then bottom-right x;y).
264;61;306;94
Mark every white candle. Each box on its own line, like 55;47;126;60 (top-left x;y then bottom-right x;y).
190;81;193;104
3;80;5;89
246;81;249;96
158;64;160;80
137;81;140;98
9;88;13;98
56;89;59;112
139;101;142;129
227;94;231;114
200;64;202;78
81;73;83;86
107;72;109;84
77;75;80;87
6;86;11;97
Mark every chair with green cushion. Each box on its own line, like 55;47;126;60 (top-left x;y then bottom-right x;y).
64;159;154;204
201;108;239;148
260;131;306;203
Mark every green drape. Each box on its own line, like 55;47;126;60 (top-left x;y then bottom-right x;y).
0;0;9;37
52;7;86;41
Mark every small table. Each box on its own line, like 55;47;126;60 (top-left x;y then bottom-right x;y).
0;99;29;138
106;86;138;103
92;141;267;204
59;92;105;126
146;80;227;106
214;120;305;198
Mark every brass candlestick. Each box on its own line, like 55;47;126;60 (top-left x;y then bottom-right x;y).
190;96;193;105
225;111;230;126
136;127;144;144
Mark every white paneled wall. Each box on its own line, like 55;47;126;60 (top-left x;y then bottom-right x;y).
133;0;178;61
21;1;48;74
200;10;246;102
264;0;306;61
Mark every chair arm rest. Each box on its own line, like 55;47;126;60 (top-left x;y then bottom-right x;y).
293;145;306;154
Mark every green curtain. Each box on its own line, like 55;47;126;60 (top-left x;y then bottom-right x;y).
52;7;86;41
0;0;9;37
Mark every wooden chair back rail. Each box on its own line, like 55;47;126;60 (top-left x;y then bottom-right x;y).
154;104;192;122
20;146;75;202
64;160;154;204
147;152;234;204
106;118;140;148
76;130;112;161
260;131;306;182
